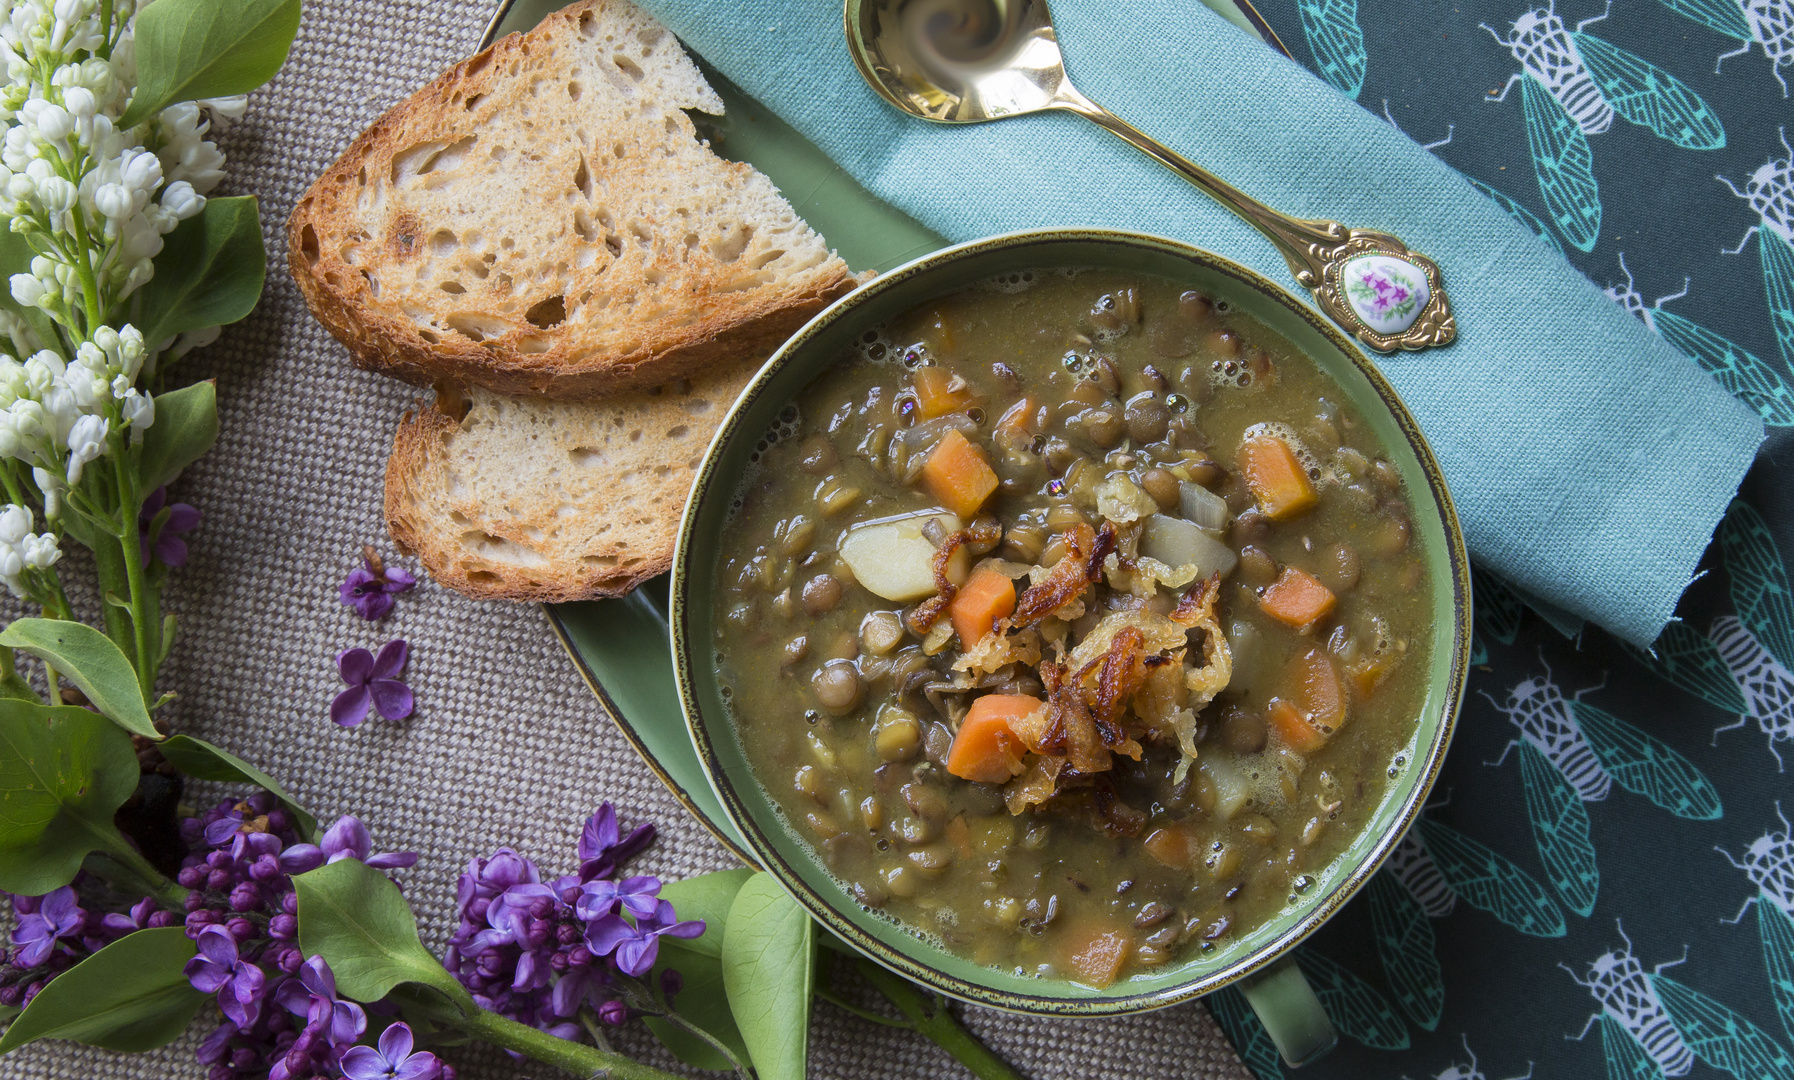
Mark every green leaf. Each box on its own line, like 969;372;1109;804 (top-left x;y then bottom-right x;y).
658;868;754;959
119;0;301;128
159;734;317;839
0;619;156;739
645;940;753;1071
295;858;468;1005
0;699;140;895
136;380;218;493
721;873;813;1080
0;228;62;352
136;197;265;347
0;927;205;1053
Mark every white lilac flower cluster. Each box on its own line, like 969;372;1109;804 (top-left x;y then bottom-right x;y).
0;502;58;596
0;0;240;541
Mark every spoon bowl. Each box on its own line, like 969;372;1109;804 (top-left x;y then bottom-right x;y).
845;0;1459;355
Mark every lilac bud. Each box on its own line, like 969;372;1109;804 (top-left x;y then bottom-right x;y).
598;998;628;1026
660;969;684;998
249;854;282;883
277;945;303;974
528;897;554;920
557;923;581;946
229;881;262;912
281;891;299;915
12;894;39;915
550;951;570;973
246;791;275;816
206;850;232;870
230;1047;257;1069
186;908;218;928
21;981;41;1005
185;891;208;913
568;946;592;968
0;985;21;1007
290;1027;317;1058
178;865;207;888
148;911;179;929
206;869;232;892
226;917;255;942
265;809;292;833
442;1066;459;1080
268;914;297;940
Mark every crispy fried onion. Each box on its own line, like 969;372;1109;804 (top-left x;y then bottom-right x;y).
1009;522;1119;629
906;519;1003;633
953;623;1042;674
1172;574;1232;711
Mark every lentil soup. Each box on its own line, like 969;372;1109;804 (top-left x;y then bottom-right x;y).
709;266;1436;990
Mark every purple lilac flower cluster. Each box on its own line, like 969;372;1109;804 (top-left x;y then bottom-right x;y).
176;793;430;1080
443;804;702;1039
0;884;179;1007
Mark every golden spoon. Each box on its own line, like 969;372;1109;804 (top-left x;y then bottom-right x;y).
843;0;1456;353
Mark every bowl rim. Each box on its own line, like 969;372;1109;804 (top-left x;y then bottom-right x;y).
671;226;1471;1015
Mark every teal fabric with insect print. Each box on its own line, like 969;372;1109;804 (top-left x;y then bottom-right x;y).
633;0;1767;649
1218;5;1794;1077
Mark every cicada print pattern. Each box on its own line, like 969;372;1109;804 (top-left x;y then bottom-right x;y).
1298;0;1369;98
1386;830;1459;918
1414;815;1566;937
1720;129;1794;367
1484;0;1727;251
1710;615;1794;768
1403;1036;1534;1080
1653;0;1794;94
1368;871;1447;1032
1718;805;1794;1044
1565;924;1697;1077
1621;617;1749;718
1604;252;1794;428
1296;948;1412;1050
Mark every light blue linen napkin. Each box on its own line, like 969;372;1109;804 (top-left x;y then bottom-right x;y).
634;0;1764;647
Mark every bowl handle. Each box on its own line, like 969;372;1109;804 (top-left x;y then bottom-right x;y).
1235;955;1337;1067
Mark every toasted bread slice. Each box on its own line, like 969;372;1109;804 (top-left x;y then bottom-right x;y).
385;368;753;601
289;0;854;398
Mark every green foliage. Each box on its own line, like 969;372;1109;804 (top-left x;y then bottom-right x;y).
295;858;471;1006
159;734;318;838
720;873;813;1080
136;197;265;348
645;868;757;1070
119;0;302;128
0;619;157;738
137;380;219;493
0;928;205;1054
0;699;140;895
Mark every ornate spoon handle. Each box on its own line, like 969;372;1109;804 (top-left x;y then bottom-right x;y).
1054;92;1456;354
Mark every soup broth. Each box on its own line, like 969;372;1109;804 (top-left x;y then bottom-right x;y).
712;269;1430;987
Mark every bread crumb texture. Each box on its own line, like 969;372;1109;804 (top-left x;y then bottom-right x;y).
385;366;754;601
289;0;853;398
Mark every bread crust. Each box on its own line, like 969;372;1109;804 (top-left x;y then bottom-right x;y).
288;0;855;399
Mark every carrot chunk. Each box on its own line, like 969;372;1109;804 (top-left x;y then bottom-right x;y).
920;429;999;519
950;564;1018;646
1267;698;1328;754
1238;434;1318;520
1267;648;1349;753
1259;566;1337;633
945;694;1039;784
996;395;1042;435
1345;653;1395;700
912;366;976;419
1290;647;1348;734
1062;923;1133;989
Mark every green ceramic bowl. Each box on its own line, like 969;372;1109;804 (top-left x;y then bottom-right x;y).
671;229;1470;1054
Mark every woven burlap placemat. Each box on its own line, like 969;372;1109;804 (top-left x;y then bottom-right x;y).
0;0;1253;1075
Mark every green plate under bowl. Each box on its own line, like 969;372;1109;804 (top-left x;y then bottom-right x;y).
497;0;1291;863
